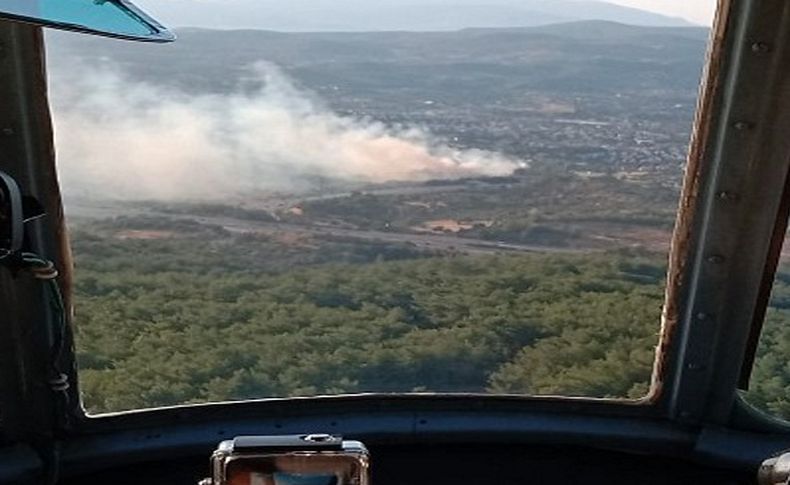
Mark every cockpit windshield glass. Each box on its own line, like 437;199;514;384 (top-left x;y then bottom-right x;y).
46;1;719;414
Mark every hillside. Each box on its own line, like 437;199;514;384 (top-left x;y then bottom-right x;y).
132;0;694;31
48;21;709;100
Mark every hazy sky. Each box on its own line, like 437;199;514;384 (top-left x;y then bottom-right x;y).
134;0;717;27
605;0;716;25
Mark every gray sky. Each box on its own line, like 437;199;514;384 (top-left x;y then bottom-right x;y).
134;0;717;27
605;0;715;25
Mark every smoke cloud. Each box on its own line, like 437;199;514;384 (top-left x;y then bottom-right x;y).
50;63;522;200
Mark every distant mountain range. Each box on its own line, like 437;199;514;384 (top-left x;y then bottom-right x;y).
133;0;693;31
48;20;709;104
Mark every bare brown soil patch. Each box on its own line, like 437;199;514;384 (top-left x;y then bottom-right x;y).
115;230;176;240
413;219;493;234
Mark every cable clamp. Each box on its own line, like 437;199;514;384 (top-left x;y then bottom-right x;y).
48;373;70;392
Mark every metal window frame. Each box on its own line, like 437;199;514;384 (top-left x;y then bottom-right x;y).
4;0;790;480
0;22;73;439
661;0;790;428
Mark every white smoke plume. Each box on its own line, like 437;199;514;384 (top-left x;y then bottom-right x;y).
50;62;522;200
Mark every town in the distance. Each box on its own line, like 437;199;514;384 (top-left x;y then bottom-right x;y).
43;13;790;421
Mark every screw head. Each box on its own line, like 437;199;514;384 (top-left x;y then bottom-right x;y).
707;255;725;264
751;41;772;54
733;120;753;131
717;191;739;201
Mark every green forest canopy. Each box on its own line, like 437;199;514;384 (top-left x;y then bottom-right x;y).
71;217;789;419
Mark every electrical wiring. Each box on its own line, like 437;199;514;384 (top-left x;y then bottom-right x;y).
18;252;71;397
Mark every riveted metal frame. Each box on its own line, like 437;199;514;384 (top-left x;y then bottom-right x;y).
661;0;790;426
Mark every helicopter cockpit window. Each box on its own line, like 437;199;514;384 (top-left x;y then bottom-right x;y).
46;1;721;414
